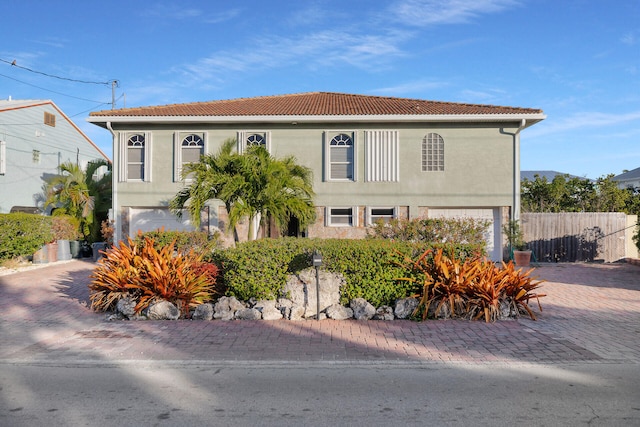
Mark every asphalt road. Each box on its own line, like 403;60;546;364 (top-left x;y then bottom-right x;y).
1;361;638;426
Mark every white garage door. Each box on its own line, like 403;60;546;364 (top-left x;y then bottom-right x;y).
128;208;196;237
427;208;502;261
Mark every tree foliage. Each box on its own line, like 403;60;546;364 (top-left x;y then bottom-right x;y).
521;173;638;215
44;159;112;242
170;139;316;241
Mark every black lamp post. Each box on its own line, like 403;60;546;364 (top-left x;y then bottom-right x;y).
312;251;323;321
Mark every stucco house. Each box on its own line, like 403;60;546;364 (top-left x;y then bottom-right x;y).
0;99;109;213
87;92;545;261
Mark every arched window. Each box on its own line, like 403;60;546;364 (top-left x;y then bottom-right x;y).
422;133;444;171
329;133;354;180
127;133;145;180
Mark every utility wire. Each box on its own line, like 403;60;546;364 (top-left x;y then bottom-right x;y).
1;58;112;86
0;72;109;104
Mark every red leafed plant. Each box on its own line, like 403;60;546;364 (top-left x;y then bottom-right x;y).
88;235;215;317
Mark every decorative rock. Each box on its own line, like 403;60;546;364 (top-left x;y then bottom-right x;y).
427;302;451;319
253;300;283;320
284;268;345;318
325;304;353;320
214;296;246;320
350;298;376;320
235;307;262;320
116;297;137;318
147;300;180;320
192;303;214;320
288;304;305;321
394;297;419;319
373;305;394;321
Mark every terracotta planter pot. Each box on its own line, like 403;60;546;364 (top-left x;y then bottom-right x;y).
513;250;532;267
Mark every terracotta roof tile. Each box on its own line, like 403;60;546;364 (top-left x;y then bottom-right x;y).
89;92;543;118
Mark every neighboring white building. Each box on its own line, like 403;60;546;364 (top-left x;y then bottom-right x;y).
0;99;109;213
613;167;640;190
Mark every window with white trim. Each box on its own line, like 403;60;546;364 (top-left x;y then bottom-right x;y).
174;132;205;181
326;206;358;227
366;206;397;225
365;130;399;182
422;133;444;171
118;132;151;182
325;132;355;181
237;131;271;153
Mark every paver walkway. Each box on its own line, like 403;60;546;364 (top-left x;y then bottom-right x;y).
1;260;638;365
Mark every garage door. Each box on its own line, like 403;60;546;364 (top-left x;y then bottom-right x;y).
427;208;502;261
128;208;196;237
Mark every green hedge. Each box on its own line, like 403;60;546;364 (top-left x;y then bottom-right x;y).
136;230;222;256
0;213;54;260
212;238;483;307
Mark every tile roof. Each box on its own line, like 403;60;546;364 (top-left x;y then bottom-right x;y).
89;92;543;118
613;166;640;181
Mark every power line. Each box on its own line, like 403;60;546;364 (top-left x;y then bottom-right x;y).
1;58;112;86
0;72;109;103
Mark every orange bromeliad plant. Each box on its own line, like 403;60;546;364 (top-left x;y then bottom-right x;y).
89;235;216;317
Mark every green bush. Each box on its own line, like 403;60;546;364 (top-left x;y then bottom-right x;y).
0;213;54;260
367;217;491;249
213;238;483;307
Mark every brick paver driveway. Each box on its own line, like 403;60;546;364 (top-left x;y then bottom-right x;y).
0;260;638;365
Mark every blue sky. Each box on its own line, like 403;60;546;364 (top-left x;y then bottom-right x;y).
1;0;638;179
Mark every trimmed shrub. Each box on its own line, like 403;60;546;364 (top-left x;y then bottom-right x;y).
135;229;222;256
0;213;53;260
212;238;483;307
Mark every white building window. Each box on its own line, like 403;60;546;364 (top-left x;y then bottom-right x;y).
365;130;399;182
326;206;358;227
366;206;398;225
422;133;444;172
325;132;356;181
174;132;206;181
118;132;151;182
237;131;271;153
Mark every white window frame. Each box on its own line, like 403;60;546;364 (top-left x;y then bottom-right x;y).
324;131;357;182
422;133;445;172
325;206;359;227
0;140;5;175
365;206;398;226
174;132;207;182
237;131;271;153
118;131;152;182
365;130;399;182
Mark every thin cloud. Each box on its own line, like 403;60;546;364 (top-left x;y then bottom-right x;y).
527;110;640;137
374;79;450;95
389;0;521;26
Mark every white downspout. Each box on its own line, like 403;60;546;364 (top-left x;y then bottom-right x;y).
105;122;119;244
513;119;527;221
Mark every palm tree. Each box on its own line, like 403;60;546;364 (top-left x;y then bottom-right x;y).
45;159;112;242
170;139;315;241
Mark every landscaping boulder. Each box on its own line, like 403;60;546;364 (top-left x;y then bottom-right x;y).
191;303;214;320
394;297;419;319
350;298;376;320
326;304;353;320
284;268;345;318
116;297;137;318
235;307;262;320
146;300;180;320
253;300;283;320
214;296;246;320
373;305;394;321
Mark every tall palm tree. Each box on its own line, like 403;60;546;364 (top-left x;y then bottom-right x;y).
170;139;315;241
45;159;111;242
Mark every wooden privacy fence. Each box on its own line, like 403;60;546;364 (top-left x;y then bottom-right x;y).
521;213;638;263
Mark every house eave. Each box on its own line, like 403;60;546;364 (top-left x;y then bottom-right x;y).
87;113;546;128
